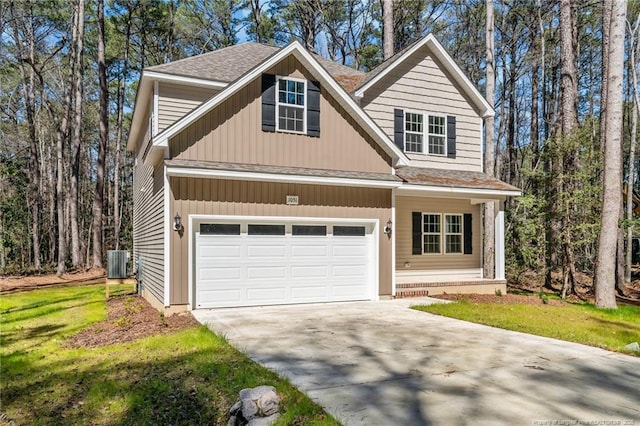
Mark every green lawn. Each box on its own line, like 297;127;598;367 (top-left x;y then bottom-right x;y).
0;285;338;425
414;298;640;355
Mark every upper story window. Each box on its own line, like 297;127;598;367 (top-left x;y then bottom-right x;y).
404;111;446;155
395;109;456;158
277;77;306;133
262;74;320;137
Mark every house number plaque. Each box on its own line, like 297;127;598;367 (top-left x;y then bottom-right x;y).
286;195;299;205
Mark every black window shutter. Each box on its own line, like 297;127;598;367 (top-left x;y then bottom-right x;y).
261;74;276;132
394;109;404;151
307;80;321;137
412;212;422;255
447;115;456;158
463;213;472;254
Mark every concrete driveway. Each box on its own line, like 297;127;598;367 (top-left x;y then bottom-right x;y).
193;298;640;425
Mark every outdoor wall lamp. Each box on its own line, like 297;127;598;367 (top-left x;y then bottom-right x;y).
384;219;392;235
173;213;182;231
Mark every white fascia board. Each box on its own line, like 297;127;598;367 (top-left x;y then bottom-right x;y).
151;40;408;166
144;70;228;89
354;34;495;119
166;166;401;189
126;78;152;152
396;183;520;199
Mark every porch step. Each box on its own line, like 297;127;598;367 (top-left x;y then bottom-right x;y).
394;280;507;299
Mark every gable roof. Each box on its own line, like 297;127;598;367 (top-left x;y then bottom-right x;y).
145;40;407;167
146;42;363;84
353;34;494;119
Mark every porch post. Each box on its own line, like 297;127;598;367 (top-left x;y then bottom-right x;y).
494;200;505;280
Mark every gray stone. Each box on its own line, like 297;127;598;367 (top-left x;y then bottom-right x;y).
241;398;258;420
625;342;640;352
247;413;280;426
239;385;275;401
227;414;238;426
256;390;279;416
229;400;242;415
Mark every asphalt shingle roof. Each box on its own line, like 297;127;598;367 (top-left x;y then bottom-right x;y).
395;167;520;192
147;42;363;84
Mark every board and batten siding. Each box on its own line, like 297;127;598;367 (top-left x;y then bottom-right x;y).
169;56;391;174
157;82;220;133
132;148;165;306
361;48;483;172
168;177;393;305
396;196;480;271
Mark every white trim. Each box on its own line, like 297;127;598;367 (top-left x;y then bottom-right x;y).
354;34;494;119
391;187;396;297
494;201;505;280
402;109;448;156
165;165;401;189
189;214;380;309
397;184;520;198
421;212;442;255
144;70;228;89
150;41;408;166
153;81;159;136
163;165;171;307
275;75;307;134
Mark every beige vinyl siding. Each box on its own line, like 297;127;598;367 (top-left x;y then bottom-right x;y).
361;47;483;172
396;196;480;271
169;56;391;174
169;177;393;305
132;149;165;306
157;82;219;133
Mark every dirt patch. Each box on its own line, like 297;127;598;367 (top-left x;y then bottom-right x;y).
65;295;200;348
432;293;567;306
0;268;107;292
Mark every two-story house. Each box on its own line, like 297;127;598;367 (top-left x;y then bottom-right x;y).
127;34;520;313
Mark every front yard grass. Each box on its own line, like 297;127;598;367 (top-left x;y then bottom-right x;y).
0;284;338;425
413;297;640;355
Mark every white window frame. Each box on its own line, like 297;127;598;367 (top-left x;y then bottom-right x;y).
444;214;463;254
421;213;464;255
275;76;307;134
403;110;447;156
422;213;441;255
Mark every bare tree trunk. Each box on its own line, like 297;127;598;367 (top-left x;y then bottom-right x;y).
559;0;579;298
383;0;393;60
70;0;85;268
625;13;639;283
11;1;41;271
483;0;495;279
595;0;627;309
92;0;108;268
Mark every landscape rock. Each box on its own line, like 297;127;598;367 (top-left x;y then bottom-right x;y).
625;342;640;352
228;386;280;426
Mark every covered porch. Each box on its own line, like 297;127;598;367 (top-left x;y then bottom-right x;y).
391;167;520;298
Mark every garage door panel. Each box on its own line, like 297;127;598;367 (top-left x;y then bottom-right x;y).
199;267;242;280
247;287;286;301
246;266;287;279
332;264;368;277
247;244;287;257
195;220;374;308
199;289;242;304
290;244;329;257
200;245;242;259
291;265;329;278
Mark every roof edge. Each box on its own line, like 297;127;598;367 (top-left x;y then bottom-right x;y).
354;34;494;119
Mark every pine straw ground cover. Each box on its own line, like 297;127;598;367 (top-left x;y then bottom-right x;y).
0;284;337;425
415;293;640;356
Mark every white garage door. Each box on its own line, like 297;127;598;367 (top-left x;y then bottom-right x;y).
195;220;375;308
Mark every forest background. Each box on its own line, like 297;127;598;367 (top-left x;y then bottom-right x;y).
1;0;639;307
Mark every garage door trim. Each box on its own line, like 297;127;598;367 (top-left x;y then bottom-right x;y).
187;214;380;309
